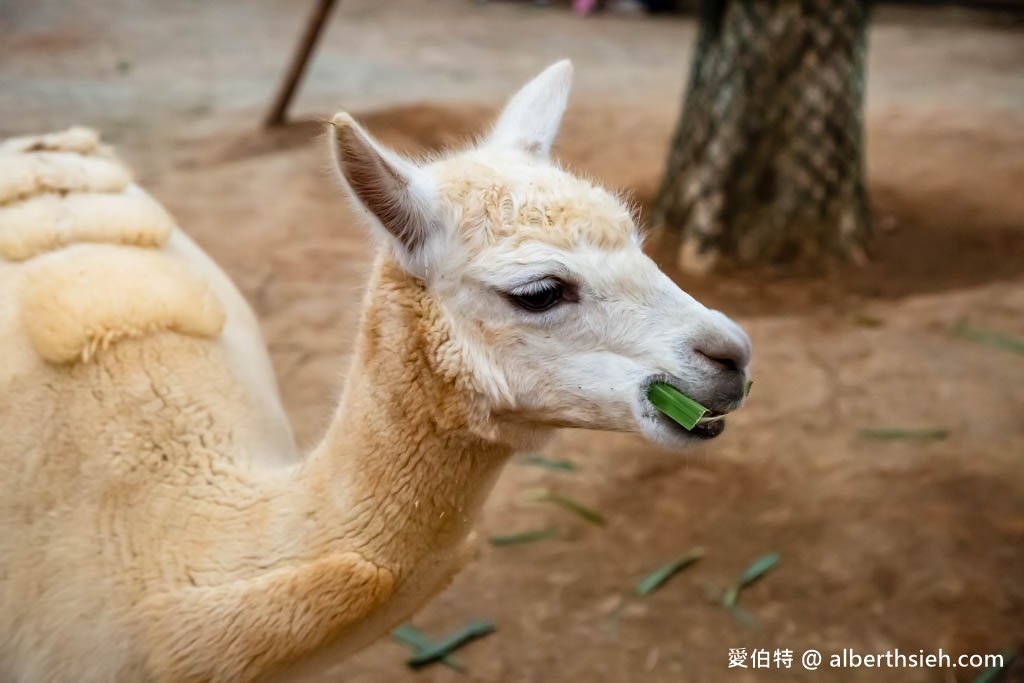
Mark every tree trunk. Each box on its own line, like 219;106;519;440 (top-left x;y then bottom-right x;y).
654;0;872;272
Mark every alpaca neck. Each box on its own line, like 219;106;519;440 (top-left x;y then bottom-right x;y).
300;257;514;577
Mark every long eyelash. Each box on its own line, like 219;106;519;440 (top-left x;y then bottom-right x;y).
509;279;561;297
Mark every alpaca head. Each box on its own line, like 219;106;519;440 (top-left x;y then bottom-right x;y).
330;61;751;450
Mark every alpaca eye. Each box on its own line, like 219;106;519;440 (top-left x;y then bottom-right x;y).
509;282;564;312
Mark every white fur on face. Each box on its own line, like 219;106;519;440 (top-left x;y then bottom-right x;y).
331;60;751;449
427;214;752;449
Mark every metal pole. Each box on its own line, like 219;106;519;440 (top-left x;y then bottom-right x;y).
263;0;339;127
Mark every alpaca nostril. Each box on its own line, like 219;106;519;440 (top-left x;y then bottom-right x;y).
696;348;740;373
693;332;750;373
695;311;752;373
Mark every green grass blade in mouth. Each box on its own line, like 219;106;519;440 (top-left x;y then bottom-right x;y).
647;382;708;430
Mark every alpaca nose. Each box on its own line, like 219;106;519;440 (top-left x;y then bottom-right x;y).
695;344;746;373
693;312;751;374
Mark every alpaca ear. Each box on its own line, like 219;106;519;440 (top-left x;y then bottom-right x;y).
487;59;573;158
330;112;440;273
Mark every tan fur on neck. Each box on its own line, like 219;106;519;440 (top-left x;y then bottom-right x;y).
2;242;511;681
0;128;520;681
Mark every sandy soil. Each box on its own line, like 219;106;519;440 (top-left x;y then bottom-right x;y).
2;1;1024;681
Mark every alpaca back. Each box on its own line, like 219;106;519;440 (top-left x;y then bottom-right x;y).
0;127;296;467
0;129;298;680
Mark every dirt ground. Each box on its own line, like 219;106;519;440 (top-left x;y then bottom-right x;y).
3;1;1024;681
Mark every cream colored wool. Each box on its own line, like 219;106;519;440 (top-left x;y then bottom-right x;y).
0;150;132;204
0;126;101;155
0;186;175;261
20;244;226;363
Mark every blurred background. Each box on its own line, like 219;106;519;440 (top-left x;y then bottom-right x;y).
2;1;1022;681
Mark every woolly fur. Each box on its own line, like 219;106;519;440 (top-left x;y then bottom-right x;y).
1;63;750;682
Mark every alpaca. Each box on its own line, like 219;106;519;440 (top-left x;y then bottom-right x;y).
0;61;751;682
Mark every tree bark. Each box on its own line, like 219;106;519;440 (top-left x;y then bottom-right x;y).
654;0;872;271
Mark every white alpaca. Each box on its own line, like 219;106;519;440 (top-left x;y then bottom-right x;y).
0;62;751;682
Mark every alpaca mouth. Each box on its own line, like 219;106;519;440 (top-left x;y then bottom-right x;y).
690;411;726;439
658;409;726;439
642;374;734;440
